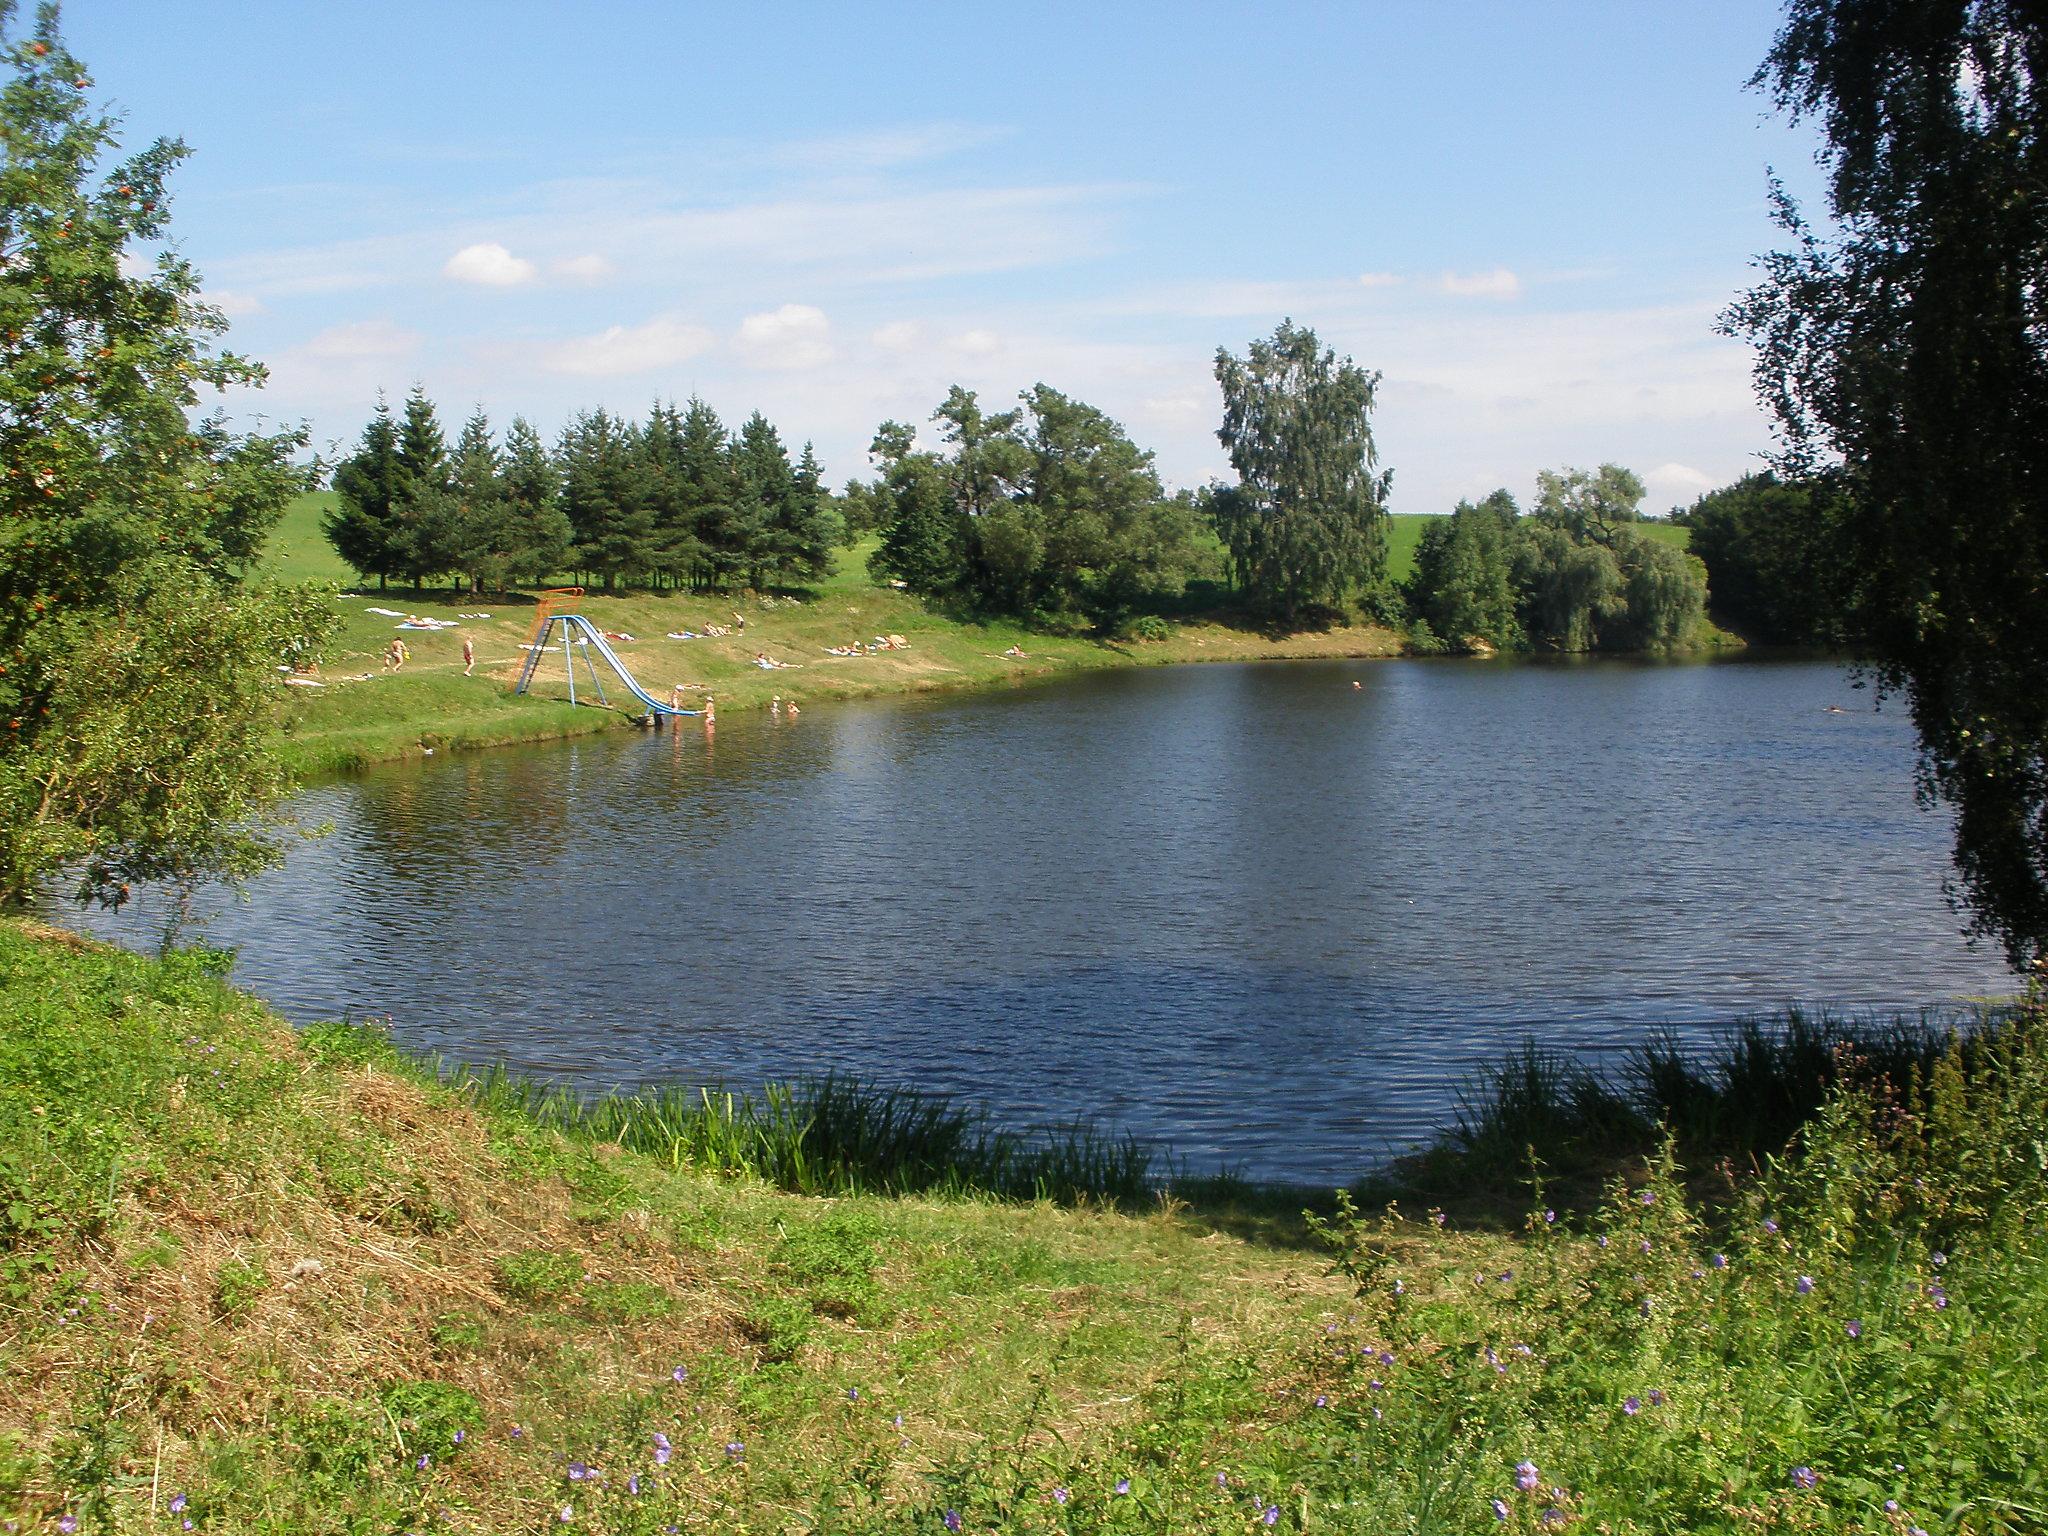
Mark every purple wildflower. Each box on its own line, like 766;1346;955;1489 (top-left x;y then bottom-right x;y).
1217;1472;1229;1488
1392;1280;1404;1295
1885;1501;1899;1513
725;1442;745;1460
1492;1499;1511;1522
1640;1189;1655;1204
1639;1239;1653;1254
1712;1253;1728;1269
847;1387;859;1401
1378;1350;1396;1365
1596;1235;1608;1249
1514;1343;1533;1357
1541;1508;1567;1527
453;1429;464;1444
169;1495;188;1514
1263;1505;1280;1526
1762;1218;1779;1234
416;1453;431;1472
1314;1395;1327;1408
1499;1269;1514;1281
183;1524;193;1533
58;1520;77;1535
672;1366;689;1384
558;1508;574;1525
1624;1396;1641;1415
568;1462;591;1482
1796;1275;1815;1294
894;1414;904;1429
1647;1389;1664;1406
1846;1320;1863;1338
1115;1478;1131;1495
1432;1211;1447;1226
1516;1461;1540;1492
944;1513;962;1533
1791;1466;1820;1489
1932;1250;1947;1267
1930;1285;1949;1309
628;1476;641;1496
1051;1487;1068;1506
1370;1378;1387;1390
1544;1209;1556;1224
511;1425;525;1439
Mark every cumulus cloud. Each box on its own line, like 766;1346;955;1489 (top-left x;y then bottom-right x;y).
302;319;421;359
734;304;834;370
1438;267;1522;299
543;313;714;376
949;328;1000;357
444;241;539;287
552;253;616;284
1644;461;1720;508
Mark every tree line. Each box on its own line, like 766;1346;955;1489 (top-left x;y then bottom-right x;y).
324;389;843;595
1405;464;1708;653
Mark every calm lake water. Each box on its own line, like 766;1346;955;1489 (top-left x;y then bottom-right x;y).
64;656;2015;1184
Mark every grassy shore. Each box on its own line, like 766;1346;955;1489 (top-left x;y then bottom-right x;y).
261;494;1574;775
2;919;2042;1533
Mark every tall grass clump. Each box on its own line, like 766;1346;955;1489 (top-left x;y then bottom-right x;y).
437;1062;1154;1204
892;1007;2048;1533
1386;1004;2021;1211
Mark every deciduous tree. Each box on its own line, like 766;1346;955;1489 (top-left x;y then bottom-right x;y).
1725;0;2048;963
0;4;332;904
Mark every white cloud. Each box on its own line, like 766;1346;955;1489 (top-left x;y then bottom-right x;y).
207;289;266;318
1438;268;1522;299
444;241;539;287
1644;461;1719;508
542;313;714;376
871;320;923;352
302;319;420;359
734;304;834;370
552;253;616;284
950;328;1000;357
1357;271;1401;289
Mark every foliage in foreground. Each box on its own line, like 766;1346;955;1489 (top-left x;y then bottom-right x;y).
1727;0;2048;966
2;920;2044;1532
0;6;331;905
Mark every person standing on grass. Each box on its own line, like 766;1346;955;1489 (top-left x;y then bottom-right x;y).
383;638;408;673
462;635;475;676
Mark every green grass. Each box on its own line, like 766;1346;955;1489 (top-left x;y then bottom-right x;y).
3;919;2044;1532
1383;513;1692;586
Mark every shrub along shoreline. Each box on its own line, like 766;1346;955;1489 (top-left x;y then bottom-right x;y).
2;918;2040;1532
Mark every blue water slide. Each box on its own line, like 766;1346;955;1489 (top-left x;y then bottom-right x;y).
524;613;701;716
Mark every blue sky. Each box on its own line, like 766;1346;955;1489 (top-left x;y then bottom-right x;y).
67;1;1826;514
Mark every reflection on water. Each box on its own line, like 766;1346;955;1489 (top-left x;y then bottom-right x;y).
64;656;2013;1184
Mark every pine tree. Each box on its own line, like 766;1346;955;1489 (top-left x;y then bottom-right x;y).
325;393;404;590
677;398;738;588
501;416;572;585
392;385;452;590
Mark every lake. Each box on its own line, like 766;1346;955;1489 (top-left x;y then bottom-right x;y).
62;655;2015;1185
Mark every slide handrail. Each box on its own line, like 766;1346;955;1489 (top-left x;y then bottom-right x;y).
519;613;700;716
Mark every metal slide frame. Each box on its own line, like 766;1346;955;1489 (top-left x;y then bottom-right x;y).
513;613;701;716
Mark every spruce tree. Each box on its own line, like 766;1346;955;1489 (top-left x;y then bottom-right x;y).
325;393;404;590
501;416;572;585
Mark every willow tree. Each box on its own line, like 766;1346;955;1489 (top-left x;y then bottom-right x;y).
1725;0;2048;966
1212;320;1392;623
0;3;331;905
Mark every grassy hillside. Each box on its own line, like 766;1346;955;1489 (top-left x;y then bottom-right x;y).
2;921;2042;1533
1383;514;1691;586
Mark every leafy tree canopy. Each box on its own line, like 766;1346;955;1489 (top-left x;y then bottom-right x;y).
0;2;332;904
1212;320;1393;623
1725;0;2048;966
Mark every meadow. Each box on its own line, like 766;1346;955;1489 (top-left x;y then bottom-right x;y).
1;919;2040;1533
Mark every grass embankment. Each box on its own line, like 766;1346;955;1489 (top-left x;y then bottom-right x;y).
4;920;2044;1533
264;492;1427;775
